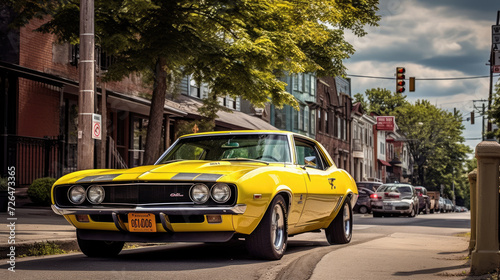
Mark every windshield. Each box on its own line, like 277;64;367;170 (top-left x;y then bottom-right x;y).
377;184;413;193
157;134;292;164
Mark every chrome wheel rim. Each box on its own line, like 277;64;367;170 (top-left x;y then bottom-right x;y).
271;204;285;251
343;203;351;238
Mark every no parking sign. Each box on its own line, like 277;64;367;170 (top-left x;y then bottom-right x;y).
92;114;102;140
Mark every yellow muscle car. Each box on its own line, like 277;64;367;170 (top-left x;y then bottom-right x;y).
51;130;358;260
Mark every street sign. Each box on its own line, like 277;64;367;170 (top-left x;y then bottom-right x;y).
92;113;102;140
493;25;500;44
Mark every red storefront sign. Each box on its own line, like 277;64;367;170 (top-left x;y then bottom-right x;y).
376;116;395;131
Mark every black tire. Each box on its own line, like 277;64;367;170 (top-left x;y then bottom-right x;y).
408;204;416;218
358;205;368;214
325;197;353;244
77;231;124;257
246;195;288;260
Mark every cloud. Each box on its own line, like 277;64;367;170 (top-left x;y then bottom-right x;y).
342;0;498;151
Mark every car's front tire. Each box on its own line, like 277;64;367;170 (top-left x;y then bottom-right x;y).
246;195;288;260
358;205;369;214
408;204;416;218
325;197;352;244
77;230;124;257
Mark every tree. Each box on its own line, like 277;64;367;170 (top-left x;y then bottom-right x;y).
9;0;380;164
356;87;408;116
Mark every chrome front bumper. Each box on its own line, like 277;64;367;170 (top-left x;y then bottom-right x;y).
51;204;247;216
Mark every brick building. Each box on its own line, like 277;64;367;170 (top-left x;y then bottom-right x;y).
314;76;352;172
0;11;275;185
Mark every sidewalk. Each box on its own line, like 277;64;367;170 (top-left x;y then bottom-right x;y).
311;232;472;280
0;188;79;257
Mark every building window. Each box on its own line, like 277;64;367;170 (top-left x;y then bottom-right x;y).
298;105;304;131
318;109;322;132
293;75;298;91
190;78;201;98
325;112;329;134
304;106;309;132
310;76;315;96
305;74;311;94
310;109;316;135
298;73;304;92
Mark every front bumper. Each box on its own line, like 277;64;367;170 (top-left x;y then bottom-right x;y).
51;204;247;216
371;201;412;214
52;204;247;235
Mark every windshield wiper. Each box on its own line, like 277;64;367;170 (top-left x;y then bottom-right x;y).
220;158;269;165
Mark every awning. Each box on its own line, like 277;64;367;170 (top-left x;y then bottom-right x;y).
378;159;391;166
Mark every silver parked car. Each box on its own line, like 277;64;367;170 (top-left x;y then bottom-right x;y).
371;183;419;217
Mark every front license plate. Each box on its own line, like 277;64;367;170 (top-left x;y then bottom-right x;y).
384;205;392;210
128;213;157;232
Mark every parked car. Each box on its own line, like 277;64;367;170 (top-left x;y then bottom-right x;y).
438;197;445;213
51;130;358;260
356;181;383;192
443;198;454;212
354;188;374;214
414;186;431;214
370;183;419;217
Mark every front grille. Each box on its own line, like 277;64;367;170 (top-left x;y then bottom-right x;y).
54;181;237;207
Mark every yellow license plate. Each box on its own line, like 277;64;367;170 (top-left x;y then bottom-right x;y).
128;213;157;232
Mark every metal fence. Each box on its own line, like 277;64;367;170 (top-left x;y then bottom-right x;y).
2;135;77;186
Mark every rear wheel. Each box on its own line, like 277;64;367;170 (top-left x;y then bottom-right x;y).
325;197;353;244
246;195;288;260
77;231;124;257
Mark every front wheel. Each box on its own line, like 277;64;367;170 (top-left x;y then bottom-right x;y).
77;230;124;257
246;195;288;260
325;197;353;244
408;204;416;218
358;205;369;214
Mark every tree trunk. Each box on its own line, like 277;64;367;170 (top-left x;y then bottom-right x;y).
144;57;168;165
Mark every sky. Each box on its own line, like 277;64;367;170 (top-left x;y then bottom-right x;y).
343;0;499;154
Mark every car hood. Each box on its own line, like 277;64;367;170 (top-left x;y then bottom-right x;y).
55;160;269;185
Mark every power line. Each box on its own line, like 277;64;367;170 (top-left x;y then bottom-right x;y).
346;73;500;81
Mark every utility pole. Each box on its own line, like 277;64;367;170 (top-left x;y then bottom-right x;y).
488;11;500;135
77;0;95;170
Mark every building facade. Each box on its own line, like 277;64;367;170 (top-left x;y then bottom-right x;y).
315;76;352;172
351;103;377;182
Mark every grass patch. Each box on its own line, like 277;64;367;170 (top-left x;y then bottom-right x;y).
19;242;66;257
454;232;471;238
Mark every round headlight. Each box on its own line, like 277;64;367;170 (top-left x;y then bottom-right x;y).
68;185;86;204
87;185;105;204
211;183;231;203
190;183;210;204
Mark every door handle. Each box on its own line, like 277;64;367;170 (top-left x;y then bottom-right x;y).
328;178;336;189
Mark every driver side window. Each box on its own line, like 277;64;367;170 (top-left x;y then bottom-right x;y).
294;139;328;170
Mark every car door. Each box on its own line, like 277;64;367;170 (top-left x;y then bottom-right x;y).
294;137;342;226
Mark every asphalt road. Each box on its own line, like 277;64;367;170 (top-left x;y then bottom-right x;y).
0;212;471;280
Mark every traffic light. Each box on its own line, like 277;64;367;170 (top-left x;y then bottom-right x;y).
471;111;475;125
409;77;415;92
396;67;405;93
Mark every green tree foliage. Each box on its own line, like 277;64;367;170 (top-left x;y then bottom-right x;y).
357;89;471;205
8;0;380;163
